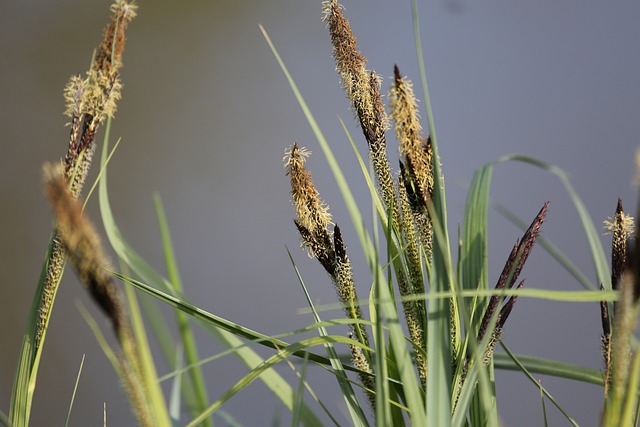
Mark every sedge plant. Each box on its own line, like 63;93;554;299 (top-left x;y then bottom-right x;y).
5;1;640;426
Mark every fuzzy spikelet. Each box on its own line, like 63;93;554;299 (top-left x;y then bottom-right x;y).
62;0;137;199
285;145;334;268
392;66;434;263
322;0;370;120
348;332;376;410
334;225;369;347
39;1;137;345
285;144;374;406
36;3;137;358
63;75;86;119
96;0;138;75
390;65;434;209
397;171;423;294
36;238;65;345
604;198;634;291
322;0;398;228
284;144;367;339
284;145;333;237
600;282;612;398
601;199;633;398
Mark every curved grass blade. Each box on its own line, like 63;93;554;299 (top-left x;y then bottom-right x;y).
493;353;604;386
97;121;331;425
185;336;368;427
114;273;338;426
287;247;368;427
154;194;211;426
99;120;172;427
493;154;610;290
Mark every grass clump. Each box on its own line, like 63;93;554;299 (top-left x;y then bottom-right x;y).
5;0;640;426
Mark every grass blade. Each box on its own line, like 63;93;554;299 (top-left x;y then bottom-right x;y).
169;345;184;425
500;343;579;426
185;336;364;427
64;354;85;427
98;120;172;427
153;194;211;426
493;353;604;386
493;154;610;290
411;0;456;423
287;248;368;427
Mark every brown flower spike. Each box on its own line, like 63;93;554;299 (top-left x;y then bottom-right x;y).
37;0;137;346
284;144;375;407
322;0;397;228
43;163;153;427
43;164;127;335
477;202;549;345
390;65;434;212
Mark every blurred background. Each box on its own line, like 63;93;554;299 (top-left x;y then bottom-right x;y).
1;0;639;425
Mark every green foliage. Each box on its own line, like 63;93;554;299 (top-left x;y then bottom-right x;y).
8;1;640;426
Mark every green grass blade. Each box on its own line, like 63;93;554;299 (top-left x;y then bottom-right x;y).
204;325;327;427
304;288;614;309
98;120;172;427
374;231;392;427
77;303;122;376
185;336;364;427
153;194;211;426
426;213;454;426
287;248;369;427
411;0;456;423
64;354;85;427
540;382;549;427
122;274;172;427
462;166;492;311
494;352;604;385
500;343;579;426
451;365;478;427
458;164;496;426
97;133;328;425
376;267;426;424
493;154;610;289
619;344;640;427
291;350;310;427
117;271;333;426
169;345;183;425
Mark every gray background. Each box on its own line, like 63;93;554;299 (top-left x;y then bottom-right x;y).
2;0;639;425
